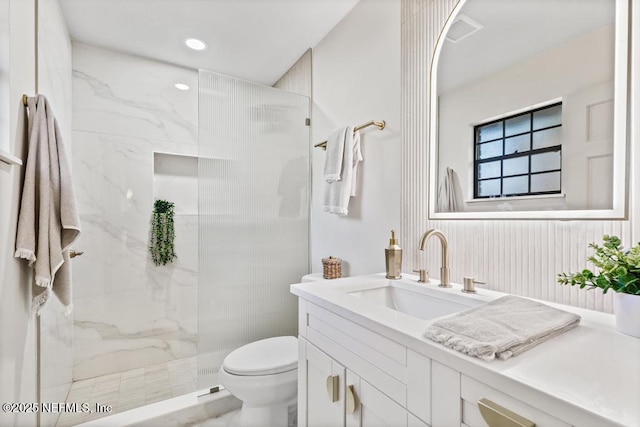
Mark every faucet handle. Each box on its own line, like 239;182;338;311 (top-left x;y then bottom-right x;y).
462;277;485;293
412;269;429;283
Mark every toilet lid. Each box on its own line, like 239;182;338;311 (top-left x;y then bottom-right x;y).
222;336;298;376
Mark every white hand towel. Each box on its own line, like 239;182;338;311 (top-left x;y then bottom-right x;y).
323;127;362;215
15;95;81;314
425;295;580;361
323;127;348;182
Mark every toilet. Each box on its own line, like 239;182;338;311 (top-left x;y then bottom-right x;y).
220;275;329;426
219;336;299;427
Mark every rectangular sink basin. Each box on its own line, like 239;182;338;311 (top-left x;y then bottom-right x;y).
349;282;478;321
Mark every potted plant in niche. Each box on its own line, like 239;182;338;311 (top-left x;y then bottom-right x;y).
558;235;640;338
149;199;177;266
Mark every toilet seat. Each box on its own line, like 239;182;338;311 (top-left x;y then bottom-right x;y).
222;336;298;376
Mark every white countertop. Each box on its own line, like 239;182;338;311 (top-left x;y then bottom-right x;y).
291;273;640;427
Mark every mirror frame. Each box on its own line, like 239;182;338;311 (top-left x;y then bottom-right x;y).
428;0;630;220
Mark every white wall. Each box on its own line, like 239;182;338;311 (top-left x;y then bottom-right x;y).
401;0;639;314
311;0;401;277
0;1;37;426
36;0;74;424
0;0;9;153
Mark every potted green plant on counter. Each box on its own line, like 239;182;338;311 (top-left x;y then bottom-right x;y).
558;235;640;338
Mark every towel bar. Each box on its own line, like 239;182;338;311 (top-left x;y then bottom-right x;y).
315;120;385;150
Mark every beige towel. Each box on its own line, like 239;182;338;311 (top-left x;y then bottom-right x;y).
425;295;581;361
437;167;459;212
15;95;81;314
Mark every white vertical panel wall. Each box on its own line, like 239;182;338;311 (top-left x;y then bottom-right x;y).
273;48;312;98
400;0;638;313
197;70;310;387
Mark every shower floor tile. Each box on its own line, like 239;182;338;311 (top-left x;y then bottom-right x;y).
56;356;197;427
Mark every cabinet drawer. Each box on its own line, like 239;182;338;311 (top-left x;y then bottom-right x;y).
461;375;571;427
347;371;409;427
305;302;408;406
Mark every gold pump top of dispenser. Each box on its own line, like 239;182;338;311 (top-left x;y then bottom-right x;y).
389;230;398;246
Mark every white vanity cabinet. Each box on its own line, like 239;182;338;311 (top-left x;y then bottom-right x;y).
300;338;429;427
292;275;639;427
297;299;431;427
297;299;575;427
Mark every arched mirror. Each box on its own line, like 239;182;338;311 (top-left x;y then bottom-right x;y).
429;0;630;219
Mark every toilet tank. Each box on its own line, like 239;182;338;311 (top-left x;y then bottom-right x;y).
300;273;327;283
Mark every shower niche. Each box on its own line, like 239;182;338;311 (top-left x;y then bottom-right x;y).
153;151;198;215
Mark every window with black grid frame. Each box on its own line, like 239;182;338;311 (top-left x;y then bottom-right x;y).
474;102;563;199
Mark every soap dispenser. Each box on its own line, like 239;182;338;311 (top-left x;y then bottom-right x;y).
385;230;402;279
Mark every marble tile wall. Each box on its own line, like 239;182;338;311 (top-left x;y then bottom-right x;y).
37;0;74;425
71;42;199;380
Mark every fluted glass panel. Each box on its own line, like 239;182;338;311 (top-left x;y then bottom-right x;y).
197;70;310;388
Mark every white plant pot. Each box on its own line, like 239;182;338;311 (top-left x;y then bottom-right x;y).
614;292;640;338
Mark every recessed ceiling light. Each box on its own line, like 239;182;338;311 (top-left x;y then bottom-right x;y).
185;38;207;51
174;83;190;91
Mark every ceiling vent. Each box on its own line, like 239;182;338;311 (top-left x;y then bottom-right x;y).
446;14;483;43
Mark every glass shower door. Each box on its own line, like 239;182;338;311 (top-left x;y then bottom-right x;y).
197;70;310;388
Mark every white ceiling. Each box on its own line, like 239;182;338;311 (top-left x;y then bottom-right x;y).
438;0;615;93
59;0;360;85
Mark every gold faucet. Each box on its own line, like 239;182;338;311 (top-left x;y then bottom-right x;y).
419;229;451;288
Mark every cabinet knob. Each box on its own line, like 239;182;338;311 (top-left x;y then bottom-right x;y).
478;398;535;427
326;375;339;403
346;384;359;414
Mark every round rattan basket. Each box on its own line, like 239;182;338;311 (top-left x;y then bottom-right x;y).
322;256;342;279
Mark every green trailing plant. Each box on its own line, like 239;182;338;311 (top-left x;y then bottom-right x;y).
558;235;640;295
150;199;177;266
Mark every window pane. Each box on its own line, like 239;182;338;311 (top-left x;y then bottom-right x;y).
531;171;560;192
503;176;528;195
505;114;530;137
531;151;561;172
503;156;528;176
478;161;500;179
478;178;500;197
532;127;561;149
533;104;561;130
504;134;530;155
477;122;502;142
478;140;503;159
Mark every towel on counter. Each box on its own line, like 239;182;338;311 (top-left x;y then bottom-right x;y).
15;95;81;314
323;126;362;215
424;295;581;361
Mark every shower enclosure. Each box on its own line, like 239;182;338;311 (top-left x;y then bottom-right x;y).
197;69;310;388
64;46;309;424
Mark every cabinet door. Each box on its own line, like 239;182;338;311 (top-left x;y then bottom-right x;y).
304;340;346;427
346;369;409;427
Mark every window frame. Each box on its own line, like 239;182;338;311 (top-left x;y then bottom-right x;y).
473;102;562;199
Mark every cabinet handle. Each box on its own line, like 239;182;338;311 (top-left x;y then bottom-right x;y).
478;398;535;427
346;384;359;414
326;375;339;403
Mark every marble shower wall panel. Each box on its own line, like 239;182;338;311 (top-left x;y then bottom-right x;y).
72;42;198;145
72;131;196;216
72;43;198;380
